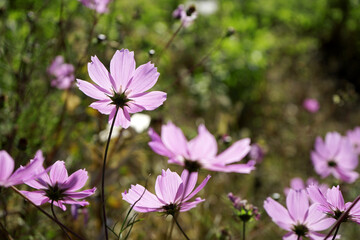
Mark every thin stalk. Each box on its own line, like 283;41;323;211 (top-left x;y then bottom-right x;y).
242;221;246;240
50;200;72;240
10;186;84;240
101;106;120;240
167;217;175;240
331;224;341;240
324;194;360;239
173;215;190;240
156;22;183;63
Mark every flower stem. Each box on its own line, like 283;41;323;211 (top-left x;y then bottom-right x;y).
331;224;341;240
50;200;72;240
167;216;175;240
156;22;183;63
242;221;246;240
101;106;120;240
10;186;84;240
173;214;190;240
324;194;360;239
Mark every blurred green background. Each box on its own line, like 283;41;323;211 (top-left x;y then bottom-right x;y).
1;0;360;239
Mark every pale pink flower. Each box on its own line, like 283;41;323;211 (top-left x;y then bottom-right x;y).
307;185;360;224
249;143;264;164
311;132;359;183
78;0;112;14
303;98;320;113
77;49;166;128
346;127;360;154
48;56;75;90
0;150;44;187
21;161;96;211
122;169;210;214
264;189;335;240
284;177;328;196
172;4;197;28
148;122;255;173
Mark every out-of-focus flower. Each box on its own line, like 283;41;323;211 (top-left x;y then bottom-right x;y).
0;150;44;187
71;204;89;226
48;56;75;90
21;161;96;211
307;185;360;224
122;169;210;214
148;122;255;173
264;189;335;240
228;193;260;221
249;143;264;164
77;49;166;129
346;127;360;155
98;124;122;142
284;177;328;196
172;4;197;28
303;98;320;113
78;0;112;14
130;113;151;133
311;132;359;183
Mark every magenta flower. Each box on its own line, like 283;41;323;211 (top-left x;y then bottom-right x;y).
77;49;166;129
48;56;75;90
284;177;328;196
172;4;197;28
346;127;360;154
21;161;96;211
311;132;359;183
307;185;360;224
303;98;320;113
78;0;112;13
0;150;44;187
148;122;255;173
122;169;210;214
264;189;335;240
249;143;265;164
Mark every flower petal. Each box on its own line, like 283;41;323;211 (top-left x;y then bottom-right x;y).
62;169;89;191
49;161;68;185
127;61;160;94
161;122;189;158
214;138;251;165
88;55;115;91
122;184;164;210
110;49;136;92
0;150;14;183
130;91;167;111
148;128;175;158
188;124;217;161
155;169;183;204
263;197;293;231
90;99;114;114
286;189;309;222
183;174;210;202
76;79;110;100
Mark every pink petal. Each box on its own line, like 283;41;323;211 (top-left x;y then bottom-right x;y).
148;128;175;158
130;91;167;111
161;122;189;158
326;186;345;211
263;197;293;231
20;190;49;206
307;185;331;212
66;188;96;199
188;124;217;160
76;79;110;100
108;107;131;128
110;49;136;92
180;170;198;199
334;166;359;183
62;169;89;191
127;62;160;94
155;169;183;204
290;178;305;190
88;56;115;91
122;184;164;209
205;161;255;173
180;197;205;212
49;161;68;185
126;102;145;114
183;174;210;202
325;132;342;158
214;138;251;165
62;198;89;207
286;189;309;222
283;232;298;240
0;150;14;183
306;205;335;231
90;99;114;114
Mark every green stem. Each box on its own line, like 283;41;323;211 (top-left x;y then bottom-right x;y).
101;106;120;240
173;214;190;240
50;200;72;240
10;186;84;240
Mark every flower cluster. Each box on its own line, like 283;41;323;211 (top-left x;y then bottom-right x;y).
48;56;75;90
172;4;197;28
228;193;260;222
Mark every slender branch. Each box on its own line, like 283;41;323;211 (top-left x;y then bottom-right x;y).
324;194;360;239
50;200;72;240
242;221;246;240
156;22;183;63
10;186;85;240
331;224;340;240
101;106;120;240
173;215;190;240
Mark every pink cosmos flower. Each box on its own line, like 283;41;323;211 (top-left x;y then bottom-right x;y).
249;143;264;164
122;169;210;214
303;98;320;113
311;132;359;183
77;49;166;129
0;150;44;187
264;189;335;240
148;122;255;173
48;56;75;90
307;185;360;224
78;0;112;13
21;161;96;211
346;127;360;154
172;4;197;28
284;177;328;196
